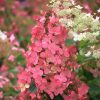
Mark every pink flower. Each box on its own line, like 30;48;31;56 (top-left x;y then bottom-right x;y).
42;40;48;48
64;48;70;57
0;0;4;5
96;0;100;4
48;42;58;54
31;25;45;40
63;91;78;100
8;55;15;62
18;71;31;84
0;64;8;72
78;83;89;99
0;75;9;88
18;13;88;99
0;92;3;99
25;51;38;65
32;42;42;52
54;74;67;83
83;1;92;13
9;34;15;42
32;67;43;78
30;93;36;99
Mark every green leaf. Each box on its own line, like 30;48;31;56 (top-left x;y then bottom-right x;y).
89;84;100;100
77;54;85;63
76;68;93;81
88;79;100;99
88;78;100;86
4;87;19;96
83;69;93;80
79;40;89;49
29;81;36;92
5;18;12;25
0;11;4;15
87;0;95;3
65;39;74;46
16;54;26;66
54;94;63;100
0;88;3;91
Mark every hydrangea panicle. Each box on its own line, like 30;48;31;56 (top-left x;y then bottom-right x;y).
18;12;89;99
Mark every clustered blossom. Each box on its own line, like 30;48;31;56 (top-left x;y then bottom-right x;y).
18;13;89;100
0;75;9;88
92;49;100;59
0;65;9;99
0;29;25;99
50;0;100;39
50;0;100;61
0;30;24;59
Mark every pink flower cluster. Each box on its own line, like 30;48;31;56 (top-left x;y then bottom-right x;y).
0;75;9;88
0;65;9;99
18;13;89;100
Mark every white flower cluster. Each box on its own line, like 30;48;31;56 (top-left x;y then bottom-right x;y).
0;30;7;41
93;49;100;59
73;31;100;42
97;8;100;13
85;51;91;57
50;0;100;61
50;0;100;39
84;48;100;59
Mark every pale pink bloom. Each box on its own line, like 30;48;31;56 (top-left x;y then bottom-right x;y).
8;55;15;62
12;46;18;51
0;92;3;99
9;34;15;42
0;64;8;72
